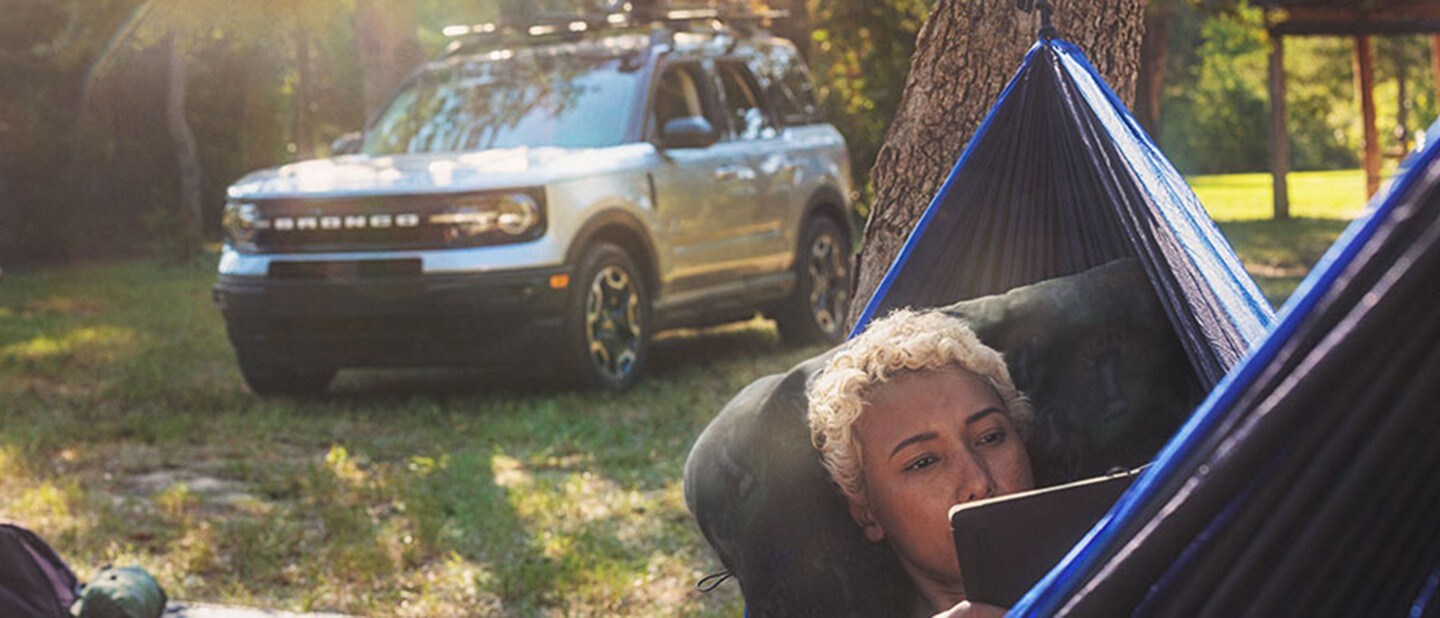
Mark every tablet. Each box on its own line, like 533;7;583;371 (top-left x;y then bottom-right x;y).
949;467;1143;607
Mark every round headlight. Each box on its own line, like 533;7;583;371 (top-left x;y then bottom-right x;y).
496;193;540;236
223;201;261;249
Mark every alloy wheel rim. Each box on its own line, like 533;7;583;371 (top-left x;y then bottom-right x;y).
807;231;849;336
585;265;642;382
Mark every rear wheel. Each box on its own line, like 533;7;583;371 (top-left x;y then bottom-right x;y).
774;216;850;346
236;352;336;397
562;242;651;390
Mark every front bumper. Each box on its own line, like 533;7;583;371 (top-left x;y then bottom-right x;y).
214;266;570;369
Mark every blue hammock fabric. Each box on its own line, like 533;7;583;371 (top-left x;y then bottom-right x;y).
852;38;1274;387
1010;123;1440;616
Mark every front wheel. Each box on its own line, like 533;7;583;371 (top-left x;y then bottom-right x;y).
773;216;850;346
561;242;651;390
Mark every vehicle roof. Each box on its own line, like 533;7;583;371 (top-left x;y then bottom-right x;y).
436;26;797;69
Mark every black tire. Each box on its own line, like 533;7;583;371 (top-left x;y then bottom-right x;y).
562;242;652;390
774;216;850;346
236;353;336;397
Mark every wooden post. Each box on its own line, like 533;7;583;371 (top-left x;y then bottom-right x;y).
1269;33;1290;220
1355;35;1381;199
1432;35;1440;110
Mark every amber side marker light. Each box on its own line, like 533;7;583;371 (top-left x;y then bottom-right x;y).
549;274;570;289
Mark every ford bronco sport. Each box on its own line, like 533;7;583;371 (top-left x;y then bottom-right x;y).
214;8;853;395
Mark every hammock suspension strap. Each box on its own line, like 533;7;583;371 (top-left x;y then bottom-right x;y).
1016;0;1060;41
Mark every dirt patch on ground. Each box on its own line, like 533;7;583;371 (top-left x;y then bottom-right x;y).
123;469;262;512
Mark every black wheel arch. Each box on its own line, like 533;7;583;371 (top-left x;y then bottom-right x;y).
566;209;662;297
796;185;855;261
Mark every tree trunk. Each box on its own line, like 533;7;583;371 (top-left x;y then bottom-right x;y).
294;17;315;158
165;33;203;254
1135;0;1174;138
847;0;1146;328
354;0;425;121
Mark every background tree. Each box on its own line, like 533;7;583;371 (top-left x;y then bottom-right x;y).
1;1;1434;268
355;0;426;122
806;0;932;215
848;0;1148;327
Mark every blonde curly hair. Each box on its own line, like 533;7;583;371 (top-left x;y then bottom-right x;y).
806;308;1032;505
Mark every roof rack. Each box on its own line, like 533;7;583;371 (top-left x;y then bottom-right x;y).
440;2;789;57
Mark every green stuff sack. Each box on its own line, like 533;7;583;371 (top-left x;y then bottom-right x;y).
71;567;166;618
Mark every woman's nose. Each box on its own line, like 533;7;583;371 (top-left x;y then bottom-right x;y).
953;453;997;503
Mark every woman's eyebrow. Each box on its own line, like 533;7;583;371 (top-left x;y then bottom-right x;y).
965;407;1004;425
889;431;939;460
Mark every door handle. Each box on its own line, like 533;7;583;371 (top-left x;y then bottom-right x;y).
715;165;757;182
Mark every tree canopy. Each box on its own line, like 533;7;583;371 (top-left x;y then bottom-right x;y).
0;0;1433;266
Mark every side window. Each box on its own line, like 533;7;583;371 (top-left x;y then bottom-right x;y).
717;62;777;141
650;63;713;139
765;47;821;126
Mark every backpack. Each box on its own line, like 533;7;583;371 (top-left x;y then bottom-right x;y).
0;522;79;618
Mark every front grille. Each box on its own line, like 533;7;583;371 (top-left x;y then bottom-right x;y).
245;190;544;254
250;196;451;253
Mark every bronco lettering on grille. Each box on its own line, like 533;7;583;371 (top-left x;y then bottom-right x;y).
267;214;422;231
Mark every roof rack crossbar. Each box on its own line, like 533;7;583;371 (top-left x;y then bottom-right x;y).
439;3;789;57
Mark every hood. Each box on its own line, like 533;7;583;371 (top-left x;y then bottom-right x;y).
227;144;656;200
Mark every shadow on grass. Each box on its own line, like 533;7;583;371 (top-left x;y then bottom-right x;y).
326;317;798;399
1217;217;1352;306
1216;218;1350;271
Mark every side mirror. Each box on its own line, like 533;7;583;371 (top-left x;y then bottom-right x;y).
659;116;719;150
331;132;363;156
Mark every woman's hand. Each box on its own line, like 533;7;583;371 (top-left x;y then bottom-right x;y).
933;601;1008;618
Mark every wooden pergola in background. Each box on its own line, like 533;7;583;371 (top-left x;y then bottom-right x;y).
1256;0;1440;219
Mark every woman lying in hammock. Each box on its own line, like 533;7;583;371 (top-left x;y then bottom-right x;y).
807;309;1032;618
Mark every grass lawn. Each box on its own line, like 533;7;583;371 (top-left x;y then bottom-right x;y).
1194;169;1367;305
0;169;1365;616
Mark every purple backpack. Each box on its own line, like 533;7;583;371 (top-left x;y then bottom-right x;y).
0;522;79;617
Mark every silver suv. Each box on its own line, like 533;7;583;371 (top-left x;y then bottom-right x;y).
214;13;852;394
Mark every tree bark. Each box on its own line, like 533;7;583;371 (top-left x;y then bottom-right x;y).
164;33;203;251
1135;0;1174;138
354;0;425;122
847;0;1146;328
294;17;315;158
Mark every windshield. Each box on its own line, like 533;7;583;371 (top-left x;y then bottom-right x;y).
362;49;644;155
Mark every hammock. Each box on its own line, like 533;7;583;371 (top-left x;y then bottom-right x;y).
856;30;1440;614
686;21;1440;615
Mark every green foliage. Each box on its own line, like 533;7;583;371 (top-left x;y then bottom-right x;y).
806;0;934;214
1159;2;1437;174
3;0;1433;264
1160;6;1270;174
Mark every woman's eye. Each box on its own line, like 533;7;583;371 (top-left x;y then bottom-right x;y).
976;429;1007;447
904;455;938;472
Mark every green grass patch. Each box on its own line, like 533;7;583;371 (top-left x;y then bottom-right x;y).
0;169;1363;615
1190;169;1372;221
1191;169;1363;305
0;259;816;615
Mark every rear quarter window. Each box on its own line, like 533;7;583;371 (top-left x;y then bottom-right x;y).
751;45;821;127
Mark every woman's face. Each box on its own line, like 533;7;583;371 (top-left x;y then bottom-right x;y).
849;365;1034;597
